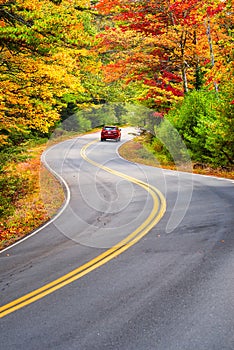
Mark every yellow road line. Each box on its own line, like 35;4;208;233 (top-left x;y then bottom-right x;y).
0;139;166;318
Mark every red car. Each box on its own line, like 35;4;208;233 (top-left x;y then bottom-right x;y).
101;126;121;142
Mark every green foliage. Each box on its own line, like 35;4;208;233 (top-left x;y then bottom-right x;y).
165;90;215;160
59;102;129;133
163;90;234;166
77;103;128;128
0;174;30;218
124;104;159;131
194;65;205;91
62;112;92;132
0;136;47;171
154;122;186;164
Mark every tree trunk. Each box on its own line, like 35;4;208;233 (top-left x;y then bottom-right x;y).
180;30;189;94
182;63;189;93
206;17;219;93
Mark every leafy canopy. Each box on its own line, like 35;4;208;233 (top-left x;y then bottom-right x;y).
0;0;102;145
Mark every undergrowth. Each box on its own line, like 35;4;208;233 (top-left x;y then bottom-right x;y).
119;137;234;178
0;139;64;250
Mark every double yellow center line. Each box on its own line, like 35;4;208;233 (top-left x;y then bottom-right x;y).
0;140;166;318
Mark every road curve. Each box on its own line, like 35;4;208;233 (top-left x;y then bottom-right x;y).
0;128;234;350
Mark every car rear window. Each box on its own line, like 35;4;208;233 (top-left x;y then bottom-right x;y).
104;126;117;131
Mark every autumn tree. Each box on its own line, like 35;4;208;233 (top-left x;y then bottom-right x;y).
94;0;232;110
0;0;102;145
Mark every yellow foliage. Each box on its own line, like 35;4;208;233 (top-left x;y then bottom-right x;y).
0;0;100;140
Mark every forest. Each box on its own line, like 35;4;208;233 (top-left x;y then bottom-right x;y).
0;0;233;242
1;0;233;164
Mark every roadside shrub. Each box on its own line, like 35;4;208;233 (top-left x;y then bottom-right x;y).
0;174;30;218
164;90;234;167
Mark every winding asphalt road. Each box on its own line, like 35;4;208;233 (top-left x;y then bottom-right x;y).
1;128;234;349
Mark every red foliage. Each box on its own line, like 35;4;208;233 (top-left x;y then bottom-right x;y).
95;0;230;108
162;71;182;83
207;3;226;17
164;85;184;97
153;112;164;118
